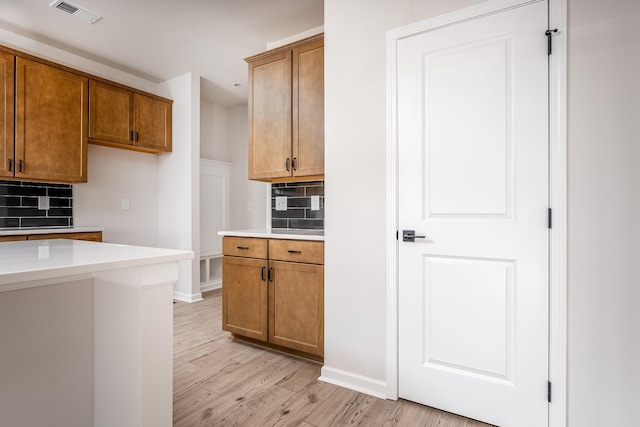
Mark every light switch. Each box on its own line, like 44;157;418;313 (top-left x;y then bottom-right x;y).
311;195;320;211
122;198;130;211
275;196;287;211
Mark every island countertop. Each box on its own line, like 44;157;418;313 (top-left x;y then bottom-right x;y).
218;228;324;241
0;239;193;290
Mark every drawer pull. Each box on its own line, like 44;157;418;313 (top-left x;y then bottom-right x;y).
268;267;273;282
261;266;266;281
237;246;249;250
287;250;302;254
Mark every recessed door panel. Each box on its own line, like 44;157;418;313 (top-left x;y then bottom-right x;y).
425;38;512;218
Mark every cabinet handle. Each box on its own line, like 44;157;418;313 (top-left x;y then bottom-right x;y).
292;157;297;171
261;266;266;281
237;246;249;250
129;131;134;141
287;250;302;254
7;158;12;172
134;132;139;142
285;158;290;171
268;267;273;282
18;160;24;173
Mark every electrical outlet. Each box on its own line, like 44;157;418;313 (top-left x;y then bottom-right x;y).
275;196;287;211
122;199;130;211
311;195;320;211
37;196;50;210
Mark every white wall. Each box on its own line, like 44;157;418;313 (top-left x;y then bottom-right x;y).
75;145;159;246
567;1;640;425
158;73;201;302
323;0;481;393
200;99;231;162
325;0;639;425
228;104;267;229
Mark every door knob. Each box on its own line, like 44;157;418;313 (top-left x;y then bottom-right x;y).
403;230;426;242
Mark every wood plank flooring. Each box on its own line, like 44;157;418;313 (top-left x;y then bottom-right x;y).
173;290;492;427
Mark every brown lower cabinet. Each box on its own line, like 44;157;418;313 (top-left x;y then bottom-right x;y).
0;231;102;242
222;236;324;358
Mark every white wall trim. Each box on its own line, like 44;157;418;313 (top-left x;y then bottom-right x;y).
173;291;203;303
319;366;387;400
548;0;568;425
385;1;567;426
200;279;222;293
267;26;325;50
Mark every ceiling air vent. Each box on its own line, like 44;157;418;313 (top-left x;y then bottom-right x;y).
49;0;102;24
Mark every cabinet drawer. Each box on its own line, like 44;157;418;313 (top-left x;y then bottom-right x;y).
268;239;324;265
27;232;102;242
223;237;268;259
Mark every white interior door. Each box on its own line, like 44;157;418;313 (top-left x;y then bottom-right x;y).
398;2;549;426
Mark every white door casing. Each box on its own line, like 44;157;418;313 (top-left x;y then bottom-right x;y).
395;1;550;426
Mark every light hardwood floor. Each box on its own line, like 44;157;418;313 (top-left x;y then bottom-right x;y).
173;290;492;427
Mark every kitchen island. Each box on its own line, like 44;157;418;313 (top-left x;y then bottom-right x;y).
0;239;193;427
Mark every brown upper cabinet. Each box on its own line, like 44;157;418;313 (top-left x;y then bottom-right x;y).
89;80;172;153
14;57;88;183
246;34;324;182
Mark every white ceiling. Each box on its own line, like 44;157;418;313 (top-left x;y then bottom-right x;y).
0;0;324;107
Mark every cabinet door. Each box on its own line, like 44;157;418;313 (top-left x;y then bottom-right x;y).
133;93;172;152
89;80;134;146
222;256;269;341
269;260;324;356
293;40;324;178
248;51;292;180
0;51;14;178
15;58;88;183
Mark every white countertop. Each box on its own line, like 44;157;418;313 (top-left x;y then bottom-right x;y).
0;239;193;290
0;227;104;236
218;229;324;241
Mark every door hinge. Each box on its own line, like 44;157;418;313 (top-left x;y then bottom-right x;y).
548;208;552;229
547;381;552;403
545;29;558;55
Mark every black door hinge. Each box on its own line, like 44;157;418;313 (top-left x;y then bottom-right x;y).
547;381;552;403
548;208;552;229
545;29;558;55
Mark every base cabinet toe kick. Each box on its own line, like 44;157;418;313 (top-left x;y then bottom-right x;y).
222;236;324;359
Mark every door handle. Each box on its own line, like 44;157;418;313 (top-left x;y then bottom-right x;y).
402;230;426;242
261;266;266;281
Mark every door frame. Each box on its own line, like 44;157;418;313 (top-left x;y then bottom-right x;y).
385;0;567;425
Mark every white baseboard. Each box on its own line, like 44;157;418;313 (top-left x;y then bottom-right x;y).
319;366;387;399
200;279;222;293
172;291;203;303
